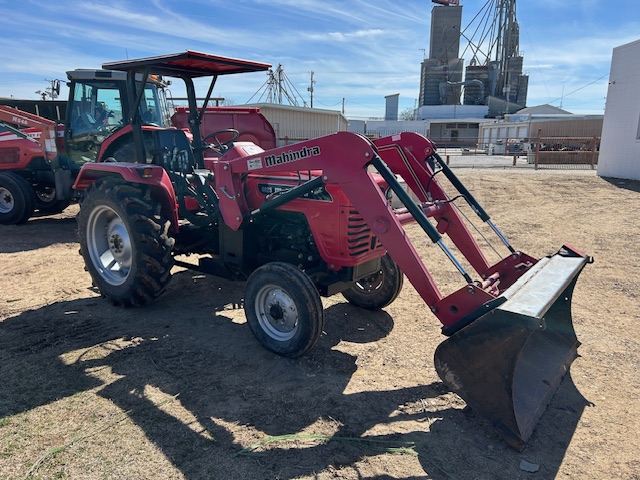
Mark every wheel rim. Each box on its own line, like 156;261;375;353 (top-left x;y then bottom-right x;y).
0;186;15;214
86;205;133;286
36;187;56;203
353;270;384;292
253;284;299;341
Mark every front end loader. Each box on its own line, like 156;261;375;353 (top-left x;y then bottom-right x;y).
215;130;591;450
72;51;591;450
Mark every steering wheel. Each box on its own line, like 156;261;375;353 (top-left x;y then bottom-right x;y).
202;129;240;153
97;123;121;134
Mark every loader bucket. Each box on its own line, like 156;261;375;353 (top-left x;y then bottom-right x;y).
434;248;591;450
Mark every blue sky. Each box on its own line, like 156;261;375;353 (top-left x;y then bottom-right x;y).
1;0;638;119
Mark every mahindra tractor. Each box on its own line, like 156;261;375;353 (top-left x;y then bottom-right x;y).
72;51;591;450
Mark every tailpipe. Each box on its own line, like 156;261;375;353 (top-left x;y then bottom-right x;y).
434;246;591;450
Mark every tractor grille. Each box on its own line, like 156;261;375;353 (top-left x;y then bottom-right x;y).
0;147;20;164
346;209;382;257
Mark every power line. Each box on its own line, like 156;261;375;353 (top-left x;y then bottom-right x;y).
246;65;308;106
314;99;343;107
521;20;550;101
547;73;609;105
347;101;381;110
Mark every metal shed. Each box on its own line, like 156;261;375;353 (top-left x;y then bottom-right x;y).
244;103;348;146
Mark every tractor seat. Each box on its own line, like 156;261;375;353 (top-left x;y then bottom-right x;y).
152;129;196;171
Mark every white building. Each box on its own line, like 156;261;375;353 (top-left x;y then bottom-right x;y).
348;118;483;147
478;108;603;151
598;39;640;180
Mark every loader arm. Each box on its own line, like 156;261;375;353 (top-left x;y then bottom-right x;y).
373;133;541;294
373;133;493;275
0;105;58;163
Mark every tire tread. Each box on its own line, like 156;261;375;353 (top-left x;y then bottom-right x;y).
78;179;174;307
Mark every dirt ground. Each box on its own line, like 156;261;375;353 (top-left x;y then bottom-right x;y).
1;169;638;479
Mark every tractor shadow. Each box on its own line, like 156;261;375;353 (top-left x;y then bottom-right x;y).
0;215;78;253
0;269;590;479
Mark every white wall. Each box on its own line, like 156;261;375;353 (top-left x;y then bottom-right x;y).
355;120;430;137
417;104;488;120
598;39;640;180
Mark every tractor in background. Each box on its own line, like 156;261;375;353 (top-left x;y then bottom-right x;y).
0;69;276;224
0;70;171;224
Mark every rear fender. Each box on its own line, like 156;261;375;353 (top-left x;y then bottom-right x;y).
97;124;134;161
73;162;178;230
97;125;167;162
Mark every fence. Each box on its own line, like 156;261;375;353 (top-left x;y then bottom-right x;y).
529;129;599;170
277;128;600;170
366;131;480;149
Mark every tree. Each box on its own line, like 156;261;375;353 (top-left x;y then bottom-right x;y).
399;107;417;121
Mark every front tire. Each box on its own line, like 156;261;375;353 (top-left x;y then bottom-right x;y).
77;179;174;306
0;172;35;225
245;262;324;358
342;254;404;309
34;186;70;214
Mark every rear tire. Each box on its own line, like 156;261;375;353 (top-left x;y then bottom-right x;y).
342;254;404;309
245;262;324;358
77;179;174;306
0;172;35;225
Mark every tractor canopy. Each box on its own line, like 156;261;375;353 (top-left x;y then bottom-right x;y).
99;51;271;170
102;50;271;78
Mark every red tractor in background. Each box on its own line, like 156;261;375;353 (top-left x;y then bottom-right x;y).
0;107;66;223
71;51;591;451
0;70;171;225
0;70;276;225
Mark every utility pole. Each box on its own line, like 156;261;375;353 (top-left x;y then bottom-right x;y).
307;71;315;108
36;79;61;100
47;79;61;99
342;97;345;114
276;65;284;105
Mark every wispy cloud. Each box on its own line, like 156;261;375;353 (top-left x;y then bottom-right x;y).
325;29;386;42
0;0;633;117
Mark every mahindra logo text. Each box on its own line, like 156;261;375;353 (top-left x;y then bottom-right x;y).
264;146;321;167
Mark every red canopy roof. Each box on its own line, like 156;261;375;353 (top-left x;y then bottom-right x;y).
103;50;271;78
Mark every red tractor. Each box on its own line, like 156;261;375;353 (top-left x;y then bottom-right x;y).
0;69;276;225
0;107;65;224
0;70;172;224
73;51;591;450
